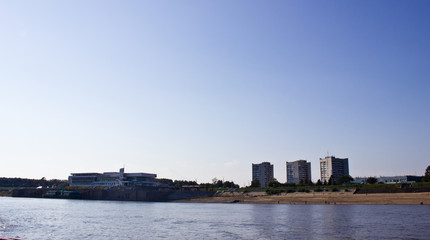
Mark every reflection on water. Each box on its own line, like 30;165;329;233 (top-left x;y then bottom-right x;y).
0;197;429;240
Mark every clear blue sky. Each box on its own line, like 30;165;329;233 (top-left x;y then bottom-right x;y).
1;1;429;186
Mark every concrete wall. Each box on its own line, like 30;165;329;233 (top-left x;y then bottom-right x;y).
12;187;214;202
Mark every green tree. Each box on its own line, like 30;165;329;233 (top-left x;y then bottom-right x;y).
281;182;296;187
423;166;430;182
155;178;174;186
316;179;322;186
304;178;313;186
298;179;313;186
336;175;354;185
328;176;336;185
250;179;260;188
0;177;67;188
366;177;378;184
223;181;239;188
215;180;223;188
268;179;281;188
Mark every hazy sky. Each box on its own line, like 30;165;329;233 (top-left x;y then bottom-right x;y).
1;1;429;186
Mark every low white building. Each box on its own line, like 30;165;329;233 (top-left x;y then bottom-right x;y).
353;175;422;184
68;168;157;187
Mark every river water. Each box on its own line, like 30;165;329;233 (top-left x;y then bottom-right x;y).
0;197;429;240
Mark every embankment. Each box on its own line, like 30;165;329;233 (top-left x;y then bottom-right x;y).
176;190;430;205
11;187;214;202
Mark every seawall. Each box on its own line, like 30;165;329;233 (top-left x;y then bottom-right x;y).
11;188;214;202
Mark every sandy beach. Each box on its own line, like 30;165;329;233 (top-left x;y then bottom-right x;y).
175;191;430;205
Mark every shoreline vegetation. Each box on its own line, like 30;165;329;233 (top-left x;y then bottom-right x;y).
177;182;430;205
175;190;430;205
4;187;430;205
2;180;430;205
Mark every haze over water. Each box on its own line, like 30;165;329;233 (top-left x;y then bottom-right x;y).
1;198;429;240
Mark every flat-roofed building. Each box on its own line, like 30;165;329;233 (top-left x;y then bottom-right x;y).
286;160;311;184
354;175;422;184
252;162;274;187
68;168;157;187
320;156;349;183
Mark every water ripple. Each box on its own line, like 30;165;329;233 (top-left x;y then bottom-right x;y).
0;198;429;240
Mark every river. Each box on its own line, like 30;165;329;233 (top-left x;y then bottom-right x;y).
0;197;429;239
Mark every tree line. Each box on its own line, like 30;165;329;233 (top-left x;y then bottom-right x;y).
249;174;355;188
250;164;430;188
0;177;67;188
155;177;239;190
2;165;428;189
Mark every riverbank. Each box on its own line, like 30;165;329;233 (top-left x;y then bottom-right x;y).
10;187;214;202
175;191;430;205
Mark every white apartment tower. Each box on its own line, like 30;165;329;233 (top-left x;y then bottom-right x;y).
320;156;349;183
286;160;311;184
252;162;274;187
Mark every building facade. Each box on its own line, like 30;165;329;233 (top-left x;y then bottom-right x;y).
286;160;311;184
320;156;349;183
252;162;274;187
354;175;422;184
68;168;157;187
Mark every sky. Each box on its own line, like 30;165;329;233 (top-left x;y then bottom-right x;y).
1;1;429;186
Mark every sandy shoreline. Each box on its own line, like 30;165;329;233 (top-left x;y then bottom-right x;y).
175;191;430;205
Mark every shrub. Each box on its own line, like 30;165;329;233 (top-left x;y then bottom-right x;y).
366;177;378;184
266;189;283;195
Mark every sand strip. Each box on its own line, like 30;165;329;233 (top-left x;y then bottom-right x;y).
175;192;430;205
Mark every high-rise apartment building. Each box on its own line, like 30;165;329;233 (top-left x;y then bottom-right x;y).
286;160;311;184
320;156;349;183
252;162;274;187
